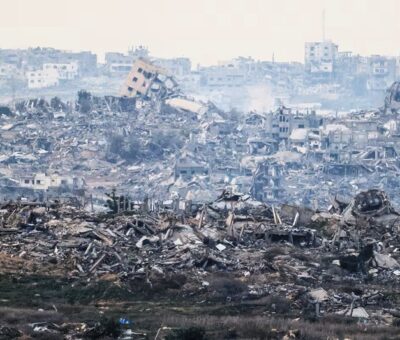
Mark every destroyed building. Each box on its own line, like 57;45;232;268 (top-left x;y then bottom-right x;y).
120;58;178;100
174;156;209;180
385;81;400;112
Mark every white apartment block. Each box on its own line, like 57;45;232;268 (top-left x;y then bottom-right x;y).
19;173;84;190
43;61;79;80
305;40;338;73
26;69;59;89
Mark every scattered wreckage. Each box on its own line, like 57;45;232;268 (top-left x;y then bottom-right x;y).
0;189;399;334
1;60;400;336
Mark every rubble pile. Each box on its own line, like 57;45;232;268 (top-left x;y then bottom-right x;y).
0;195;314;279
0;189;399;330
3;81;400;214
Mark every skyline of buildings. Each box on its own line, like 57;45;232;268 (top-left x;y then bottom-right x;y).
1;39;399;112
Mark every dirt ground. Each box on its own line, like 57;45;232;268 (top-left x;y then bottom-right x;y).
0;270;399;340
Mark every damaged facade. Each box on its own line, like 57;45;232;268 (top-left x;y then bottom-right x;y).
120;58;178;100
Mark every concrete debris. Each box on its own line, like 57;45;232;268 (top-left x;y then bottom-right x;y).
0;188;396;332
2;80;400;217
309;288;329;302
1;54;400;336
373;252;400;269
346;307;369;319
165;97;208;115
215;243;226;251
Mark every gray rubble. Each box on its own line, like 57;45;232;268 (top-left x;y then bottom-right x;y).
0;188;399;334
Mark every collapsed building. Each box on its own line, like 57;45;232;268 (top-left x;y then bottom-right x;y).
120;58;178;101
1;63;400;219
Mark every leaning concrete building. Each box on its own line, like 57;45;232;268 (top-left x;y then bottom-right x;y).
120;58;177;100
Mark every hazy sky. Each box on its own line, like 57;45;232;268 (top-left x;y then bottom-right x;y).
1;0;399;65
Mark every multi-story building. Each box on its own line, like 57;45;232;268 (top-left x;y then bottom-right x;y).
266;107;322;142
305;40;338;74
199;64;246;88
120;58;177;99
105;46;149;74
366;55;397;91
105;52;133;73
154;58;191;78
179;71;202;91
0;48;97;76
68;51;97;75
26;68;59;89
19;173;85;191
43;62;79;80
